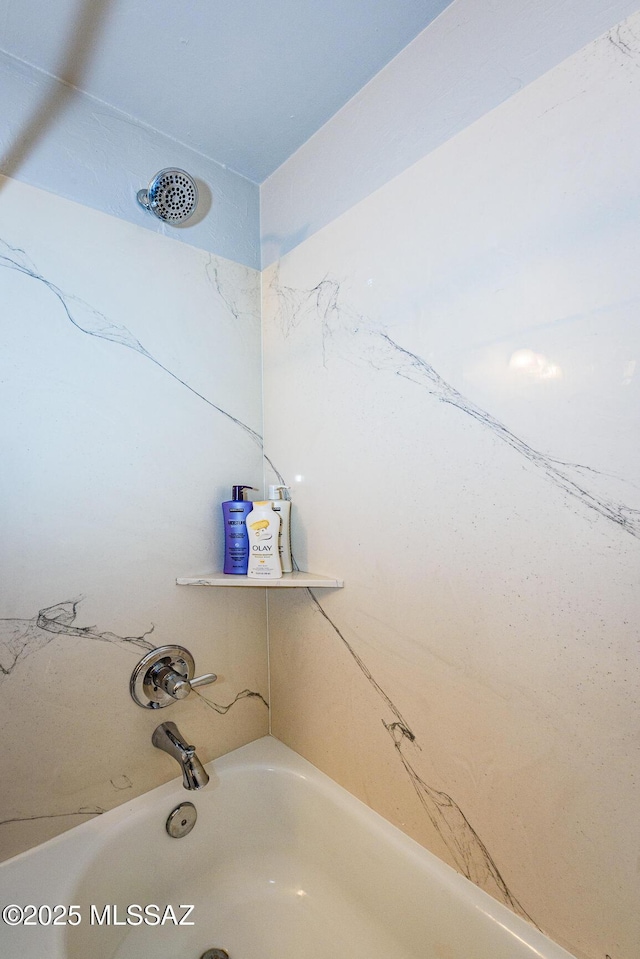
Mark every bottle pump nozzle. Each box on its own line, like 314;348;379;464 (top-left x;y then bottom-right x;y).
232;485;256;501
268;485;290;500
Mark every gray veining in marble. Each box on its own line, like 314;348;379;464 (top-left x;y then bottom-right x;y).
193;688;269;714
0;601;154;679
204;254;261;324
271;271;640;538
110;775;133;791
0;601;270;716
306;587;534;923
0;237;263;445
0;235;287;484
0;807;105;831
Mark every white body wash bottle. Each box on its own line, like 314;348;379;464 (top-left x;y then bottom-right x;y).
268;485;292;573
246;501;282;579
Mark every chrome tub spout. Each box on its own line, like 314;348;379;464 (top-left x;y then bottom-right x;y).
152;721;210;790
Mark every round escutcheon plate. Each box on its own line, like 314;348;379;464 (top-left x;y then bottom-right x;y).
165;801;197;838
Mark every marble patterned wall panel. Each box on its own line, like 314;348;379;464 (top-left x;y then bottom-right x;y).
0;175;268;862
262;16;640;959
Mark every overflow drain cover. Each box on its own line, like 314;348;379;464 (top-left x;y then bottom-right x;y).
201;951;230;959
166;802;197;838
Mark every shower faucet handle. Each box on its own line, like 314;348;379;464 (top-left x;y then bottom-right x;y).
148;662;218;701
148;663;217;700
190;672;218;690
130;645;218;709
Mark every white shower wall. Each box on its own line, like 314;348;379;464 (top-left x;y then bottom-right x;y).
0;176;268;861
262;13;640;959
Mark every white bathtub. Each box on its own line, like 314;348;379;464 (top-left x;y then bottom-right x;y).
0;736;575;959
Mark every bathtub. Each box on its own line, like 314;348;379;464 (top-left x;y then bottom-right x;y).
0;736;576;959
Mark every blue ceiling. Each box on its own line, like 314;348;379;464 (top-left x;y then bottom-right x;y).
0;0;453;181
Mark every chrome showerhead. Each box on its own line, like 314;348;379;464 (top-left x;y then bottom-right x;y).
137;168;199;223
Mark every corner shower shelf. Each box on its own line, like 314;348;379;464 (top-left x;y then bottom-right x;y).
176;571;344;588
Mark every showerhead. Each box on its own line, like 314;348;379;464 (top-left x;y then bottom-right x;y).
137;168;199;223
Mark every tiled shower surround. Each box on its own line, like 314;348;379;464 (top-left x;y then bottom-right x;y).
1;12;639;959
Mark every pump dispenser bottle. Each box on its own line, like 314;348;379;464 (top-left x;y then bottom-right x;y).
246;501;282;579
268;485;292;573
222;485;256;574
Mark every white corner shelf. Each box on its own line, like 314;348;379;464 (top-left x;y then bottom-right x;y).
176;571;344;588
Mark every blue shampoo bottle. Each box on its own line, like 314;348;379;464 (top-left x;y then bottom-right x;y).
222;485;256;574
